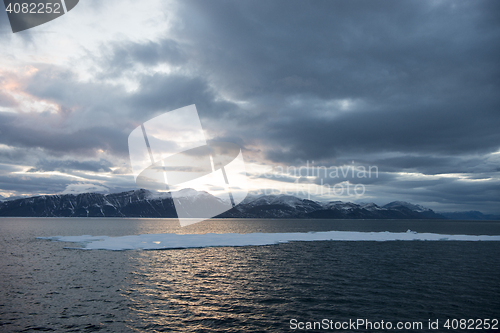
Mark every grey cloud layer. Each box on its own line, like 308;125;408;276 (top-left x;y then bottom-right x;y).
169;0;500;159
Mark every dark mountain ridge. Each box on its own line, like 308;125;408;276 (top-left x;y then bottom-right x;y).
0;189;451;219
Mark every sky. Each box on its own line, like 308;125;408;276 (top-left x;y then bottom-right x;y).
0;0;499;213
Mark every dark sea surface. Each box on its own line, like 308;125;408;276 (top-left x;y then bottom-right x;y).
1;218;499;332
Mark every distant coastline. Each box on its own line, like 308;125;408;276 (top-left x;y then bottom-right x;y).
1;189;498;220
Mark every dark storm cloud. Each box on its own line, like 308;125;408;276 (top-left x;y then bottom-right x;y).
17;63;237;133
0;173;70;194
125;73;241;126
0;112;129;157
0;64;236;171
22;64;132;120
262;102;500;163
372;154;500;175
165;0;500;163
56;0;498;167
27;158;113;173
0;65;137;158
0;146;30;164
171;0;499;98
99;39;187;78
129;74;219;115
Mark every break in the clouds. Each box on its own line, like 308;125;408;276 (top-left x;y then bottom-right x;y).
0;0;499;213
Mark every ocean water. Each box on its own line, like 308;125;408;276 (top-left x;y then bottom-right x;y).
1;218;499;332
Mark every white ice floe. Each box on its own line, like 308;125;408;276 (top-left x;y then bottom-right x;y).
37;230;500;251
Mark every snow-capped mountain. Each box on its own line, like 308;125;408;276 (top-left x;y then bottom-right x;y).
0;189;175;218
383;201;432;213
0;189;447;219
239;194;323;217
381;201;443;219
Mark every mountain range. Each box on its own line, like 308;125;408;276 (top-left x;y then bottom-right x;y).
0;188;459;219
